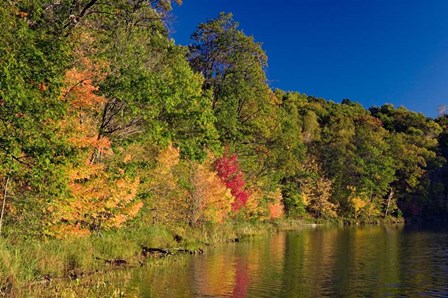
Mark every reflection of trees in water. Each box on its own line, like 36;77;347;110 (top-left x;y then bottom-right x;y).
29;226;448;296
299;227;339;296
232;255;250;297
191;233;288;297
139;257;193;297
133;226;447;297
234;233;287;296
398;228;448;296
193;247;236;296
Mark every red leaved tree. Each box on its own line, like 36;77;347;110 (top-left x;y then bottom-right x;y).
214;149;250;211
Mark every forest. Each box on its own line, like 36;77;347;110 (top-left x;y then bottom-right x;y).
1;0;448;241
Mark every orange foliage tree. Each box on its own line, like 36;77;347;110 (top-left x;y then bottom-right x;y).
47;59;142;237
241;187;284;221
267;189;284;220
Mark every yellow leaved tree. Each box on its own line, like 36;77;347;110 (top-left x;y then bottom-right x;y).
146;145;189;226
347;186;381;220
299;157;338;219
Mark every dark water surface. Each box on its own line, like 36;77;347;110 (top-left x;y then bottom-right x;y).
133;225;448;297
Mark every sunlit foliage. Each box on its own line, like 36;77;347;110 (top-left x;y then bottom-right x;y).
2;1;448;239
214;150;251;211
48;61;142;237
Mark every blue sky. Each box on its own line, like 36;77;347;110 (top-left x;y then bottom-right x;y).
170;0;448;118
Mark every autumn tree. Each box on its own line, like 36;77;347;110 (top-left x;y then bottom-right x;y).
189;156;234;225
62;0;219;160
267;189;284;220
298;157;338;219
214;150;251;211
146;145;190;226
47;60;142;237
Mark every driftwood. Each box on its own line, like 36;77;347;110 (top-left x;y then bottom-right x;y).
141;246;204;258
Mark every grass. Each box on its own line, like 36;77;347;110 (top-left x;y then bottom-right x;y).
0;219;306;295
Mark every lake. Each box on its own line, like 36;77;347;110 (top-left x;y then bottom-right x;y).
133;224;448;297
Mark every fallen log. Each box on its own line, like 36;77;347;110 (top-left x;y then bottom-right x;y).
141;247;174;257
141;246;204;257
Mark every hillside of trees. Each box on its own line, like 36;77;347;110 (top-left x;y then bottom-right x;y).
1;1;448;239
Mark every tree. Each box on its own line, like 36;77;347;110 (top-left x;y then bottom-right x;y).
189;156;233;225
16;0;182;36
268;91;306;183
189;12;279;178
348;115;396;217
47;62;143;237
370;105;442;217
214;150;251;211
297;157;338;219
0;3;70;236
71;3;219;160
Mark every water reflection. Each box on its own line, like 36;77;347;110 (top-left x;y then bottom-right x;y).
135;225;448;297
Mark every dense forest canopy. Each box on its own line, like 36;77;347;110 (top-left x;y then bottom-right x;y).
1;1;447;238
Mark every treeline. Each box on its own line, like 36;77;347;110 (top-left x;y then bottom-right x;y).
1;1;447;238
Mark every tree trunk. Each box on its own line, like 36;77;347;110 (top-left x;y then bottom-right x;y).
384;189;394;218
0;177;10;236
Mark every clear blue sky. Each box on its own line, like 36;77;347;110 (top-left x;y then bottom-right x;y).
170;0;448;118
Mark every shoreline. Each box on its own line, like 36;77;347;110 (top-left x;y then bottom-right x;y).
1;219;306;295
1;218;406;296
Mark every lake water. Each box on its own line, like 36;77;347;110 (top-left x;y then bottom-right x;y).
134;225;448;297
